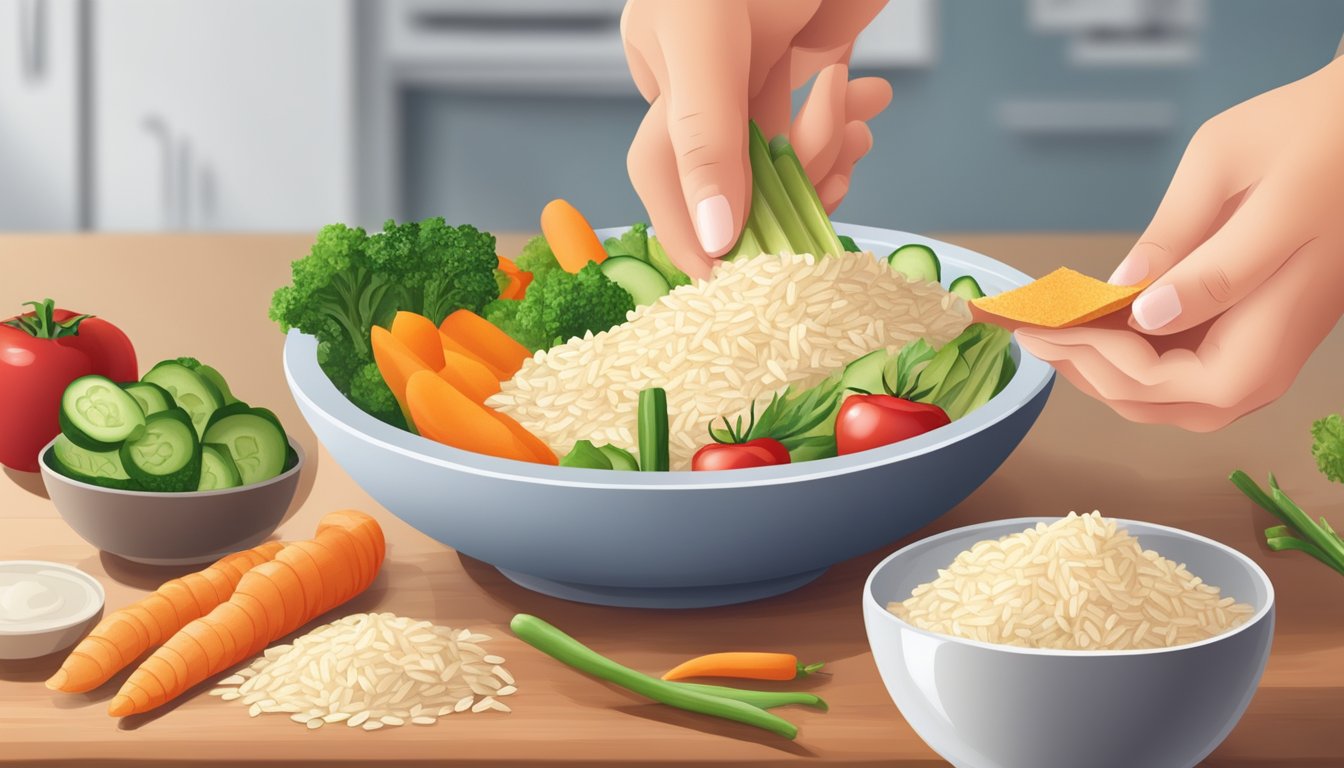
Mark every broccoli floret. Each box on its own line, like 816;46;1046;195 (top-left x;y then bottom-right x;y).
1312;413;1344;483
510;262;634;351
482;298;522;337
602;222;649;261
514;235;563;282
270;218;499;427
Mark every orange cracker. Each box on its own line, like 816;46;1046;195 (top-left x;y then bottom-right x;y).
970;267;1150;329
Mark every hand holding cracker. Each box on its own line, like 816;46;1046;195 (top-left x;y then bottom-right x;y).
1009;57;1344;431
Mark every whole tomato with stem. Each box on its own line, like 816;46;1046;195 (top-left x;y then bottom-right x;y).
692;403;791;471
835;392;950;456
0;299;137;471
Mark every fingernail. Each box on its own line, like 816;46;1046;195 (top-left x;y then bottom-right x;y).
1132;284;1181;331
1108;247;1150;286
694;194;734;254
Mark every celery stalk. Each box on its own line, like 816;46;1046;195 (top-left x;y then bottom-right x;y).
748;182;793;256
748;123;817;256
723;221;760;263
769;136;845;257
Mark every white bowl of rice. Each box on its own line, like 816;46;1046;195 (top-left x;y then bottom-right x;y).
863;513;1274;768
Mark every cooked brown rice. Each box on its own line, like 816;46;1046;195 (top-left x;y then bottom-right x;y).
888;512;1256;650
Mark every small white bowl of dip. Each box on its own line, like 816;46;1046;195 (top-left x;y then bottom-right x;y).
0;561;105;660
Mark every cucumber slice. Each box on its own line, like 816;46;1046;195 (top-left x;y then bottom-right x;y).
600;256;672;307
598;443;639;471
198;442;243;491
638;387;669;472
142;362;225;438
646;237;692;287
888;244;942;284
50;434;139;490
949;275;985;300
203;408;288;486
838;235;862;253
119;408;202;492
840;349;891;395
196;364;240;406
59;375;147;451
120;381;174;416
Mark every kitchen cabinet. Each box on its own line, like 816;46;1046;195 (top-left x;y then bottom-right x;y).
91;0;355;231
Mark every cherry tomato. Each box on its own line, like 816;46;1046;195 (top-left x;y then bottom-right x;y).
835;395;950;456
0;299;137;471
691;438;790;471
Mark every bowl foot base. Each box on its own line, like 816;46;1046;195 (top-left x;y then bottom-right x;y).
495;567;828;609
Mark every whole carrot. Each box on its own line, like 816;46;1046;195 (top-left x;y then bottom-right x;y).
661;652;824;682
46;541;284;693
539;198;607;274
106;511;386;717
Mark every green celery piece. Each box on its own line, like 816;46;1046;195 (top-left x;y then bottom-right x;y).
941;327;1012;419
724;221;761;262
749;181;794;255
748;123;817;256
1266;536;1344;576
768;136;845;257
995;351;1018;397
1268;477;1344;568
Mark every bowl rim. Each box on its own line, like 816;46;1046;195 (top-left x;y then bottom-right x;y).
38;436;305;498
0;560;106;637
863;515;1276;657
283;223;1055;490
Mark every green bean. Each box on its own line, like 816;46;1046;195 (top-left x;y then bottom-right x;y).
510;614;799;739
668;681;828;712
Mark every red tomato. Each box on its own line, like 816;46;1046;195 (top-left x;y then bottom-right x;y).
0;300;137;471
691;438;791;471
835;395;950;456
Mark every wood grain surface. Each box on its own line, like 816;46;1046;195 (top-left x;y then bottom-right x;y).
1;233;1341;766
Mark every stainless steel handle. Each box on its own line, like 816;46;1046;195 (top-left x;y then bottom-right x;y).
142;115;174;230
19;0;46;82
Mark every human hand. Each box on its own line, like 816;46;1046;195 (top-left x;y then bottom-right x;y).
622;0;893;279
1015;57;1344;431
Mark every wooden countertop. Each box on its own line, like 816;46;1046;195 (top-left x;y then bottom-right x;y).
1;233;1342;767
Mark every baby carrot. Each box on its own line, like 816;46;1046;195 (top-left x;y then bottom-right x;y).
661;652;824;682
540;198;607;273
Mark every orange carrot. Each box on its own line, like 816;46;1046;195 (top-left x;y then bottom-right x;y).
498;255;531;300
440;309;531;379
405;370;536;462
107;511;386;717
440;347;501;402
660;652;824;682
541;198;607;273
441;332;508;379
46;542;284;693
495;410;559;466
371;325;429;427
390;311;446;370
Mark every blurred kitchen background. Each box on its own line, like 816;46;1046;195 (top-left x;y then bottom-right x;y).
3;0;1343;235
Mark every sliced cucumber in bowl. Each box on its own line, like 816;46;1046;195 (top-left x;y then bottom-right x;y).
119;407;202;492
59;375;147;451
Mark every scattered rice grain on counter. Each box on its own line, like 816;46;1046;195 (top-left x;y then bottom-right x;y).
888;512;1257;650
208;612;515;729
488;252;970;470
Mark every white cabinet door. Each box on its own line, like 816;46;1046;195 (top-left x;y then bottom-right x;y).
92;0;354;231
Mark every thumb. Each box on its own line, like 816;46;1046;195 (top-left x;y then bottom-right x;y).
656;5;750;257
1129;187;1305;335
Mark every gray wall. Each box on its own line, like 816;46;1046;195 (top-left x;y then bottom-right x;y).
405;1;1344;233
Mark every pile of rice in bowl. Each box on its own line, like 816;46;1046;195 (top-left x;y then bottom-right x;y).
888;512;1256;651
488;251;970;470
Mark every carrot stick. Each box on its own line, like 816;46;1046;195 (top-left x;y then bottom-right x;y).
660;652;824;682
405;370;539;462
540;198;607;273
46;541;284;693
498;256;527;300
108;511;386;717
440;347;501;402
390;311;446;370
440;332;508;379
371;326;428;427
495;410;559;466
440;309;531;379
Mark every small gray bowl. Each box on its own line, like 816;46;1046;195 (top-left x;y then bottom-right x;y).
39;438;303;566
863;517;1275;768
283;224;1055;608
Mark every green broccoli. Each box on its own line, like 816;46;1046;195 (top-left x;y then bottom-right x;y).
486;259;634;352
270;217;499;426
514;235;564;282
1312;413;1344;483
